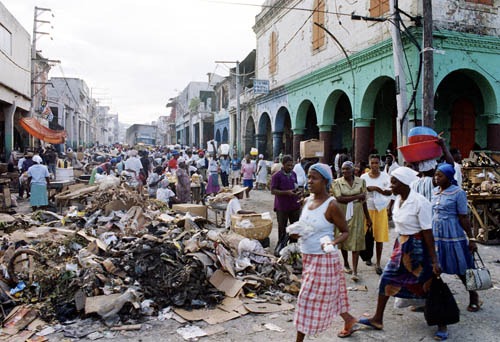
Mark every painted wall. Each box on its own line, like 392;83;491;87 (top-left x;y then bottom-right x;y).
0;2;31;110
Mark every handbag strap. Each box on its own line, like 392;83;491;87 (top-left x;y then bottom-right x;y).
474;251;486;268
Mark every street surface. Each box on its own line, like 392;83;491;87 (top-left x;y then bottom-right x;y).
46;189;500;342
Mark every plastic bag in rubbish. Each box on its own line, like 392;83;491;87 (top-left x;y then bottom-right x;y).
98;175;120;191
238;238;270;264
286;221;314;239
235;219;255;229
141;299;155;316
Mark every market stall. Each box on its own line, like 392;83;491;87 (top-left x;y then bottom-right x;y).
462;152;500;244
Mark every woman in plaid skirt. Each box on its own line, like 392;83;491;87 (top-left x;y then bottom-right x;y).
292;163;358;341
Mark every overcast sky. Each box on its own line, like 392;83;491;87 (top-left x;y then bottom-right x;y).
3;0;262;124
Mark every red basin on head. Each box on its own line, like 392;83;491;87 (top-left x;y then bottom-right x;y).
408;134;438;144
397;139;441;162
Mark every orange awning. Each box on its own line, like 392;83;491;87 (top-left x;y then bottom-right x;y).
20;117;68;144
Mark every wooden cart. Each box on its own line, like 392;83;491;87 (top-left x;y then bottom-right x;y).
468;193;500;245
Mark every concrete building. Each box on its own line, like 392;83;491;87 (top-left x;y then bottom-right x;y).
0;1;31;160
118;122;130;143
172;77;221;149
126;124;157;146
250;0;500;163
107;113;119;144
49;77;93;149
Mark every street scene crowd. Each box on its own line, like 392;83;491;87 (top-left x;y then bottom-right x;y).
2;126;495;342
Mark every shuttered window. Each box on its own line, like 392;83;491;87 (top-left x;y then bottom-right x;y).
369;0;390;17
269;31;277;75
312;0;325;50
465;0;493;5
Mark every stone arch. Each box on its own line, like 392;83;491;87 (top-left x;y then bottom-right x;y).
215;129;221;144
323;90;353;154
274;106;293;157
222;127;228;143
359;76;395;120
244;116;256;155
257;112;272;159
434;69;496;155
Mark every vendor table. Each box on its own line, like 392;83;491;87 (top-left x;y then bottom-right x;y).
468;193;500;245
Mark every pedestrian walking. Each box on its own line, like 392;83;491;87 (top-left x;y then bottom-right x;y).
293;163;357;340
206;143;221;195
431;163;479;341
360;154;392;274
230;152;241;186
332;161;372;281
270;154;301;255
256;154;268;190
27;155;50;210
219;154;230;187
358;167;441;334
176;158;192;203
241;154;255;198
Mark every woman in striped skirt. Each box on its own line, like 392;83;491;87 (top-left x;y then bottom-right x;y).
292;163;357;340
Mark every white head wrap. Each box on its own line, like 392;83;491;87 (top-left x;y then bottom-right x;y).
33;155;43;164
259;154;264;159
391;167;419;186
128;150;138;157
418;159;437;172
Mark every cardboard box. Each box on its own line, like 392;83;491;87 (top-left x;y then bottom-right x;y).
300;139;324;158
172;204;207;218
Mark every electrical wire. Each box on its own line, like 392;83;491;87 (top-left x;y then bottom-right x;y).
0;48;31;73
201;0;354;16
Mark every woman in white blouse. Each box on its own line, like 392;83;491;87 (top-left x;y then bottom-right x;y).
358;167;441;334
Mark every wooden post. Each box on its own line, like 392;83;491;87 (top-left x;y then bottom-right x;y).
422;0;435;128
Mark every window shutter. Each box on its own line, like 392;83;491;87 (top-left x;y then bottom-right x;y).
312;0;325;50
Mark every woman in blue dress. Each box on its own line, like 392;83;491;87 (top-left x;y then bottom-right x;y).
432;163;479;341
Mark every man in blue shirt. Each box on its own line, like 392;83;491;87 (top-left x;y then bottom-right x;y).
220;155;231;187
230;152;241;187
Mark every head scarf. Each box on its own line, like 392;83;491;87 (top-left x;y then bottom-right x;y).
161;178;170;188
391;167;419;186
259;154;264;159
310;163;333;188
33;155;43;164
437;163;458;186
418;159;437;172
342;160;354;169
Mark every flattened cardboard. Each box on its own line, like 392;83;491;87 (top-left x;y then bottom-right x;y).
173;308;207;321
85;294;122;314
203;308;240;325
3;305;38;335
243;302;294;313
209;270;245;298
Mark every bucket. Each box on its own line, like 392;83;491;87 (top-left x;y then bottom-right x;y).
220;144;230;155
408;126;438;144
397;140;441;162
250;147;258;156
207;140;217;153
56;167;74;181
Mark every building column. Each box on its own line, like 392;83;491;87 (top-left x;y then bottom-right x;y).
74;116;80;150
318;125;333;164
4;103;16;162
292;128;305;162
487;117;500;151
199;120;204;149
354;119;372;164
255;134;266;156
272;131;283;159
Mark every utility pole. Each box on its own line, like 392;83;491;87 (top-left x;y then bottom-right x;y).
30;6;53;148
422;0;434;128
389;0;409;161
215;60;241;156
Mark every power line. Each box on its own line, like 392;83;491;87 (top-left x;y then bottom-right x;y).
201;0;354;16
0;49;31;73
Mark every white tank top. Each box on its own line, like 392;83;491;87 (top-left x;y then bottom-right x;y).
299;196;336;254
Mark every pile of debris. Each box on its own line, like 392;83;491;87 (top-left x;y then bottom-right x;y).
0;184;300;339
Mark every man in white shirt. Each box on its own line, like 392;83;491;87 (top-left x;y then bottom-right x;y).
449;148;463;187
124;150;144;193
293;158;306;188
384;152;399;176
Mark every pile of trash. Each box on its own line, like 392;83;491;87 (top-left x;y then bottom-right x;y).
0;183;300;339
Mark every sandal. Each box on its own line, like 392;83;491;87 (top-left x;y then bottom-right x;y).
434;331;448;341
344;267;353;274
358;318;383;330
365;260;373;266
375;267;383;275
338;328;355;338
467;301;483;312
351;274;359;282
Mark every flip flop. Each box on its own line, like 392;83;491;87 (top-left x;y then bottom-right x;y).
467;301;483;312
375;267;383;275
358;318;383;330
344;267;353;274
338;328;355;338
351;274;359;282
434;331;448;341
